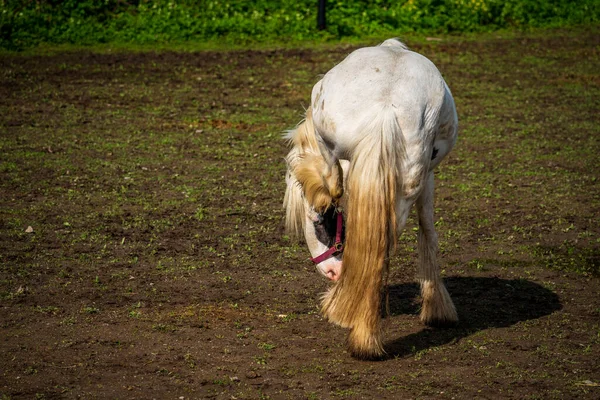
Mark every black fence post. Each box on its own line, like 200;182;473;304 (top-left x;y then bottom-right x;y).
317;0;326;30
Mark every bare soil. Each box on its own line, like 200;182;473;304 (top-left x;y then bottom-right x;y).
1;29;599;399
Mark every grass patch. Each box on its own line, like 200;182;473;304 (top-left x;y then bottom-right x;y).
1;1;599;51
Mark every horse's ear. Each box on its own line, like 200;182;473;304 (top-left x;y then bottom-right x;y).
325;158;344;200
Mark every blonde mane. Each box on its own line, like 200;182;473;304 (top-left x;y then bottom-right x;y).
283;110;344;239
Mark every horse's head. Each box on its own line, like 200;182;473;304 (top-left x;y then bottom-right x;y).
284;164;347;281
283;112;347;281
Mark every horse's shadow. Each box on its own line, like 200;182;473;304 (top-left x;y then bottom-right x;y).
384;276;562;358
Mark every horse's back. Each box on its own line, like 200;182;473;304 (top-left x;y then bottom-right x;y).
311;40;455;160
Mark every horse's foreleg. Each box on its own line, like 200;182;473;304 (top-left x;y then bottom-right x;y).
416;172;458;326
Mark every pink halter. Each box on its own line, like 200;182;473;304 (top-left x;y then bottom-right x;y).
310;210;344;264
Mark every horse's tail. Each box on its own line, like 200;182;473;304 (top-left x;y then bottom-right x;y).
321;105;403;359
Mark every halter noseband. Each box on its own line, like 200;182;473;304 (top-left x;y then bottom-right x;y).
310;210;344;264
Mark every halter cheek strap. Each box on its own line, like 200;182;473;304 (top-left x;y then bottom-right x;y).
310;211;344;264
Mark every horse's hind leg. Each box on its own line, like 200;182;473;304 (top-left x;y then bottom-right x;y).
416;172;458;326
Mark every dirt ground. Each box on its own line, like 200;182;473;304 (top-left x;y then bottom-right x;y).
1;29;599;399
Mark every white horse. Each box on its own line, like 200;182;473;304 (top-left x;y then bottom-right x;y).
284;39;458;359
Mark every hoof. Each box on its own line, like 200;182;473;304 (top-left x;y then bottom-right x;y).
347;326;385;360
420;280;458;327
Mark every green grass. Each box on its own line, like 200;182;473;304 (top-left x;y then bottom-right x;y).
1;0;599;51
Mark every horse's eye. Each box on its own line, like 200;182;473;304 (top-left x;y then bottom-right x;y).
312;208;341;248
312;222;330;246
